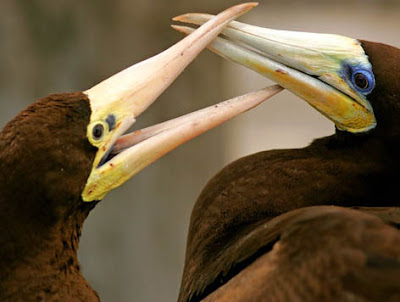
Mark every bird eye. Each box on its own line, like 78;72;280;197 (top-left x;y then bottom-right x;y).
351;68;375;95
92;124;104;140
354;73;369;89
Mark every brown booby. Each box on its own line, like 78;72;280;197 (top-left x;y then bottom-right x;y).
0;4;285;301
174;10;400;302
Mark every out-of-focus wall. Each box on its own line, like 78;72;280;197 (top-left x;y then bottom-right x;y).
0;1;398;301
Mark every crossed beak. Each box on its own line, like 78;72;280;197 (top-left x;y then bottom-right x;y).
82;3;283;202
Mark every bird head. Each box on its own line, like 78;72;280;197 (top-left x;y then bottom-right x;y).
0;94;96;225
0;3;283;224
173;15;400;138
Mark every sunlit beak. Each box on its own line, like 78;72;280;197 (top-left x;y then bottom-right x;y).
172;14;377;133
82;3;284;202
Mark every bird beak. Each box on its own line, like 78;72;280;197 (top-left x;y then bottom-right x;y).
172;14;377;133
82;3;284;202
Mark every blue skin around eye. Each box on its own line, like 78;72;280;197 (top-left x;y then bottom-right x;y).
341;62;376;95
351;68;376;94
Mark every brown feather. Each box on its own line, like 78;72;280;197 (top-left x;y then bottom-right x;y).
201;207;400;302
179;42;400;302
0;93;99;301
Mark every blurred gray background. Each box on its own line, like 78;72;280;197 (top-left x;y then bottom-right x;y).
1;0;399;301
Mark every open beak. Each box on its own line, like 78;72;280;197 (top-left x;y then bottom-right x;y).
82;3;283;202
172;13;377;134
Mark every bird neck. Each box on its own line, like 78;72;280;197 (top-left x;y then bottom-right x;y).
189;130;400;254
180;131;400;301
0;195;97;298
327;128;400;167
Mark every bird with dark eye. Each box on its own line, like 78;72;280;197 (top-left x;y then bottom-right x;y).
352;69;375;94
92;123;104;140
0;4;284;302
354;72;369;89
174;10;400;302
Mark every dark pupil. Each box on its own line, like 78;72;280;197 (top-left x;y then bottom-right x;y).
92;124;104;140
354;73;369;89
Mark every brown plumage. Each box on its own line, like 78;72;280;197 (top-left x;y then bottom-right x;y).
0;4;264;300
0;93;100;301
178;42;400;301
198;207;400;302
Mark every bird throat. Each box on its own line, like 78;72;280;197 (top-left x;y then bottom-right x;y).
0;199;98;300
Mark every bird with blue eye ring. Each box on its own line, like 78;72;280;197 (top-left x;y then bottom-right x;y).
174;18;379;133
173;12;400;302
351;68;375;94
340;62;376;98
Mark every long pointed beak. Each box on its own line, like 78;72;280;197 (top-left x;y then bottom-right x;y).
86;3;256;122
82;3;285;202
173;14;377;133
87;85;281;200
